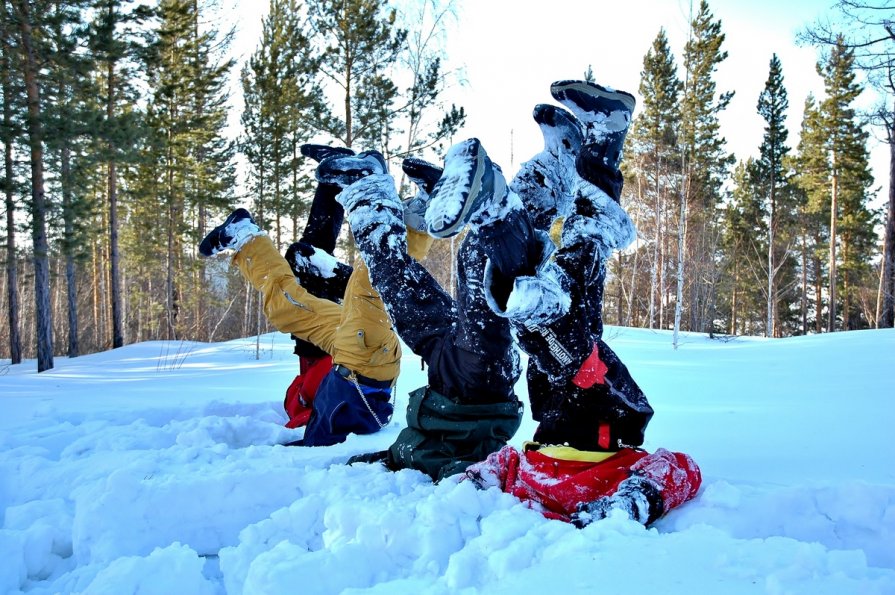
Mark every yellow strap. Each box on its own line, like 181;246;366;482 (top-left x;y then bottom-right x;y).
524;441;617;463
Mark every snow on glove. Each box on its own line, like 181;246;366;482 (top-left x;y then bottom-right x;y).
571;474;664;528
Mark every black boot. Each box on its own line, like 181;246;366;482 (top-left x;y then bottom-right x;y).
300;143;355;163
198;208;261;257
401;157;443;232
285;240;352;303
571;474;664;527
402;156;443;195
315;151;388;188
510;103;583;231
551;79;634;202
477;207;542;311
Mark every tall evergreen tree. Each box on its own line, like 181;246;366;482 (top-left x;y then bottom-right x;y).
793;95;831;333
141;0;234;339
0;0;23;364
307;0;406;150
43;0;96;358
756;53;795;336
801;0;895;328
626;28;681;330
393;0;464;163
818;37;875;331
9;0;56;371
679;0;734;334
88;0;149;349
240;0;324;245
720;159;766;335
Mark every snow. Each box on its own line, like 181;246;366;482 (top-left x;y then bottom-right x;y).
2;327;894;594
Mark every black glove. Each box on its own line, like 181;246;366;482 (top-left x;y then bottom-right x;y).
571;474;664;528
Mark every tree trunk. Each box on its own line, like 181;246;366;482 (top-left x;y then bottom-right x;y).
61;139;79;357
107;48;123;348
800;228;808;335
767;173;775;337
13;0;54;371
813;250;823;334
828;163;839;332
673;160;687;349
880;123;895;327
2;13;21;364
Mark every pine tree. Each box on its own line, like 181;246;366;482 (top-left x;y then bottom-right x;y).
679;0;734;335
793;95;831;334
720;159;766;335
240;0;323;246
307;0;406;150
141;0;235;339
393;0;464;163
626;28;681;330
9;0;57;371
88;0;150;349
801;0;895;328
1;0;23;363
817;37;875;331
42;0;96;357
755;53;796;336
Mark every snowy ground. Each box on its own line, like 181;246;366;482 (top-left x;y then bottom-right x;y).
1;327;894;594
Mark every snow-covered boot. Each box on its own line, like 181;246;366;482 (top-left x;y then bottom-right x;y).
315;150;388;188
403;156;443;195
198;208;264;257
549;80;637;256
510;103;584;231
300;143;355;163
401;157;443;232
425;138;507;238
550;79;635;175
285;240;352;303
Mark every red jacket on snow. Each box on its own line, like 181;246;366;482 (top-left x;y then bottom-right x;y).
465;445;701;523
283;355;332;428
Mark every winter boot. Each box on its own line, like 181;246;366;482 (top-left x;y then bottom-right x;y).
401;157;443;232
425;138;507;238
550;79;635;174
198;208;263;257
300;143;355;163
285;240;352;303
549;80;637;255
403;156;443;195
315;150;388;188
510;103;584;231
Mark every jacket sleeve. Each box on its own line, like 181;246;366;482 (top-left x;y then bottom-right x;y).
463;445;520;490
629;448;702;512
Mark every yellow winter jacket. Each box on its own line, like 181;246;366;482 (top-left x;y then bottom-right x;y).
233;229;433;382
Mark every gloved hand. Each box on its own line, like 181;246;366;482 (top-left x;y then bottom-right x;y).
570;473;664;528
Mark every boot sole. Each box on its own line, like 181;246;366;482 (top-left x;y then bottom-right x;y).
426;139;490;238
550;80;636;117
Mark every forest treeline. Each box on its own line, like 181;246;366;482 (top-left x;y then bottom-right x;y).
1;0;893;371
